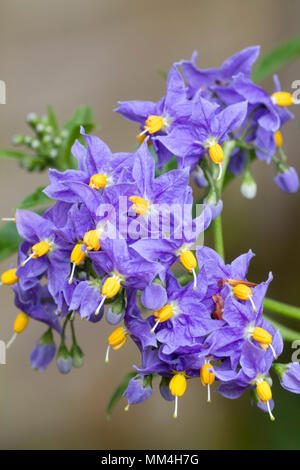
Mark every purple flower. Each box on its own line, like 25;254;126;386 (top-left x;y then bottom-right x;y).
30;329;56;372
123;374;152;405
275;363;300;394
181;46;260;98
116;65;192;168
44;127;133;203
274;166;299;193
156;95;247;170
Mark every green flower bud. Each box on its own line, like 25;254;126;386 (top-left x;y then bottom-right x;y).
70;343;84;368
241;170;257;199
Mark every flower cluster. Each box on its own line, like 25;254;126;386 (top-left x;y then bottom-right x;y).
1;46;300;421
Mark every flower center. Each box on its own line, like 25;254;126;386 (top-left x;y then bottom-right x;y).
89;174;107;189
271;92;293;107
129;196;149;216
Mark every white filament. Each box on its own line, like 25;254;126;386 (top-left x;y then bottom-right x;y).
267;400;275;421
217;163;223;181
207;384;211;403
96;296;106;315
105;345;110;363
6;332;17;349
192;268;197;290
248;295;257;312
68;263;76;285
269;343;278;360
150;319;161;334
173;396;178;419
21;253;34;267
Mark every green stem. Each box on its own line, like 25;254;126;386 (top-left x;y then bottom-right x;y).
213;215;225;260
213;140;236;260
70;318;77;344
263;314;300;342
264;297;300;322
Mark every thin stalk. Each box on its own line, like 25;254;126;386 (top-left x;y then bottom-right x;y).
213;140;236;260
263;314;300;342
264;297;300;322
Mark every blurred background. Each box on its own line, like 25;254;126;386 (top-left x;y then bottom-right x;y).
0;0;299;450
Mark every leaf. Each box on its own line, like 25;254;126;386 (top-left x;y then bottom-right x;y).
106;371;137;421
17;186;51;210
0;222;21;262
252;35;300;82
63;106;94;132
161;155;178;174
47;105;59;135
0;150;30;160
61;106;95;169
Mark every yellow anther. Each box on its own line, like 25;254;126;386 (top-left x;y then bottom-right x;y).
200;363;215;403
256;380;275;421
233;284;252;300
274;130;283;148
233;284;256;311
102;276;121;299
154;304;173;322
180;250;197;272
137;133;147;146
32;241;50;258
256;380;272;402
21;241;51;267
169;373;187;418
252;327;277;359
253;327;272;345
89;174;107;190
144;115;164;134
200;363;215;386
271;92;293;107
151;304;173;333
68;244;86;284
105;326;127;363
7;312;29;349
209;143;224;164
108;326;127;349
70;243;86;266
169;373;187;397
1;268;19;286
83;230;101;251
129;196;148;216
14;312;29;334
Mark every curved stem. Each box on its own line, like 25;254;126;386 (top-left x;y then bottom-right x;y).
263;314;300;342
264;297;300;322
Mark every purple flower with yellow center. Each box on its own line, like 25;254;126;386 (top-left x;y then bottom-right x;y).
116;65;192;168
141;271;224;357
213;74;294;162
6;282;61;349
218;338;283;421
204;274;277;369
132;204;211;287
126;141;192;229
104;289;157;363
156;94;248;176
91;234;163;316
181;46;260;98
44;127;133;203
